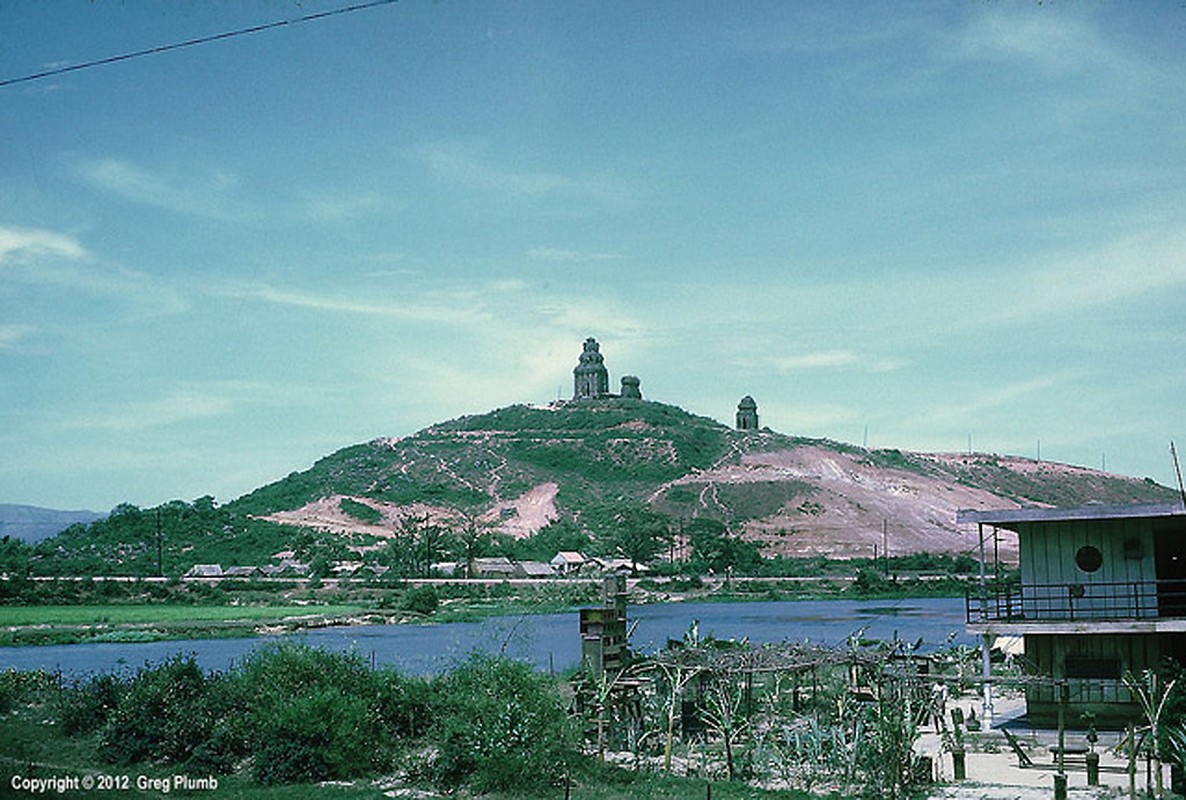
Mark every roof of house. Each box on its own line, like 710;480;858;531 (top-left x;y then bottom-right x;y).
186;564;223;577
592;556;648;573
957;501;1186;528
552;551;587;562
517;561;557;577
222;566;260;577
473;557;517;573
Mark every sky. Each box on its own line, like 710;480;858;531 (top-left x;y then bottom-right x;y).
2;1;1185;513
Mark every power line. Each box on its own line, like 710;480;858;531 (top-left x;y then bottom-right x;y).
0;0;400;89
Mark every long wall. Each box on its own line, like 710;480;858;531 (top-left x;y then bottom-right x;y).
1018;518;1157;619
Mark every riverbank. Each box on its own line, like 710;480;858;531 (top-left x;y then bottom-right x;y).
0;573;972;647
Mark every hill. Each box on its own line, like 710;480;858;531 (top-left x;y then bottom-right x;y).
14;398;1177;576
230;399;1177;563
0;504;106;543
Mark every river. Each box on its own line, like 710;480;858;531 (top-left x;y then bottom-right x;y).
0;596;973;677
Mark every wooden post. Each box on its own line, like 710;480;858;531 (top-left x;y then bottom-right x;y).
1057;681;1068;775
1128;723;1137;800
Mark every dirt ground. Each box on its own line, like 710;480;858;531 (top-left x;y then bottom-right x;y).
920;694;1168;800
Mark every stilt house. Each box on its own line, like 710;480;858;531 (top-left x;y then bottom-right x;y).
961;501;1186;725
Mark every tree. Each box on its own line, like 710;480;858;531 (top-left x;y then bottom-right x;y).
506;518;590;563
452;514;493;579
688;518;762;574
606;506;670;570
382;515;450;578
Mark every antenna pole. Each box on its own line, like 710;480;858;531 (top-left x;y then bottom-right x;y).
1172;442;1186;509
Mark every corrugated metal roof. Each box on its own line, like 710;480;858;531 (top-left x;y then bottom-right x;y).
957;501;1185;527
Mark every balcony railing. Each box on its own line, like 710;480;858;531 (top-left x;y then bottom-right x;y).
965;579;1186;624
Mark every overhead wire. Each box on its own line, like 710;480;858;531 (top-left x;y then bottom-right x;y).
0;0;400;89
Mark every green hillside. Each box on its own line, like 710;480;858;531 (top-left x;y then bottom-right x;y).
233;399;751;516
7;398;1180;578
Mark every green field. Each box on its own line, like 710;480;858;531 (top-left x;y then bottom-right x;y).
0;603;369;627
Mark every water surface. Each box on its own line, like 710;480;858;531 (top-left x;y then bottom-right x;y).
0;596;972;677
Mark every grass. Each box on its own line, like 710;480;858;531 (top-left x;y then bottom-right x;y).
0;705;818;800
0;603;377;647
0;603;369;627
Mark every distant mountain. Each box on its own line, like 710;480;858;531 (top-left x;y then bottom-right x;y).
229;399;1179;561
0;504;106;543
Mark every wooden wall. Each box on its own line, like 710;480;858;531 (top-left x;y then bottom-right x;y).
1016;518;1157;619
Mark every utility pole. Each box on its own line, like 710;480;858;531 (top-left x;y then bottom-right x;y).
155;508;163;577
882;519;888;576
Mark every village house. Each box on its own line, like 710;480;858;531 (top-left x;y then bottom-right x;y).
515;561;558;579
589;556;648;576
471;556;518;579
961;500;1186;725
183;564;223;580
550;551;588;576
221;565;262;579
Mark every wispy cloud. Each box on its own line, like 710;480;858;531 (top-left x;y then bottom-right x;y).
0;324;36;349
951;7;1125;78
734;349;905;374
74;157;243;220
0;225;86;264
413;141;636;205
227;282;491;326
991;225;1186;325
58;388;235;432
416;141;571;196
528;246;626;263
0;224;188;317
299;189;395;222
922;374;1079;435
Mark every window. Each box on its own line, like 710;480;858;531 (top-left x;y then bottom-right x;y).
1075;545;1103;573
1065;657;1121;680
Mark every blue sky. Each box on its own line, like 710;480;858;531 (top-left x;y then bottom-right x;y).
2;1;1185;512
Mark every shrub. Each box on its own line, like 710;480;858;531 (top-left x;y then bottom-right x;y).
429;655;577;792
250;686;374;784
850;568;894;596
59;673;123;735
402;584;439;616
339;497;382;524
0;671;19;716
231;643;402;784
97;655;219;766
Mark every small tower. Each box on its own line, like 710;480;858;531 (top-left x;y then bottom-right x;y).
736;395;759;430
573;337;610;400
620;375;642;399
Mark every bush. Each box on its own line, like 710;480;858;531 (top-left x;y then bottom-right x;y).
59;673;123;735
231;643;411;784
429;655;577;792
339;497;382;524
0;671;19;716
850;568;894;596
402;584;439;616
250;687;374;784
97;655;219;766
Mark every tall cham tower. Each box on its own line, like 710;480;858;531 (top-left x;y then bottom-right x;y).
573;337;610;400
736;395;759;430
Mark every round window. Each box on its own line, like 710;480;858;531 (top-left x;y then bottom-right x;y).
1075;545;1103;573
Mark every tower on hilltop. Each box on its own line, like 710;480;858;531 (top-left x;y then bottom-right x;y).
573;337;610;400
620;375;642;399
736;395;759;430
